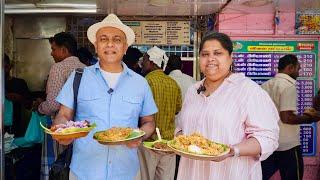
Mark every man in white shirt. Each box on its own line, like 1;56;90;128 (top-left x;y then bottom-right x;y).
165;55;196;101
261;54;320;180
164;55;196;179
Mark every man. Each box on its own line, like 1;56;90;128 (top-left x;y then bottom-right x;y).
35;32;85;180
123;47;143;75
261;54;320;180
138;46;182;180
165;54;196;101
54;14;158;179
164;55;195;179
4;53;31;137
37;32;86;116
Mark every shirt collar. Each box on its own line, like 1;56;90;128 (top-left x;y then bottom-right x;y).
93;61;133;77
197;73;245;88
275;73;296;84
169;69;183;76
146;69;164;77
63;56;79;62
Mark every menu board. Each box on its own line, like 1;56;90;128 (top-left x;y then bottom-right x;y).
141;21;166;44
124;21;142;45
124;21;190;45
233;41;318;156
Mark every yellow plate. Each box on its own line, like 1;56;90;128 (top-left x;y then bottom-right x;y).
93;129;145;145
167;140;230;161
40;121;96;140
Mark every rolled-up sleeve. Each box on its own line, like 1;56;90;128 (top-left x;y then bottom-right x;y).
245;87;280;161
56;71;76;110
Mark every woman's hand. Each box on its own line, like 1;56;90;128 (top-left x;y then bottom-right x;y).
211;146;234;162
175;130;183;137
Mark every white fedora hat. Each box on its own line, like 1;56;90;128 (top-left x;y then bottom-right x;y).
87;13;135;46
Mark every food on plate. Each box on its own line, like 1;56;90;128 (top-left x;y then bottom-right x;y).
153;141;170;151
170;133;228;156
49;120;92;134
95;127;133;141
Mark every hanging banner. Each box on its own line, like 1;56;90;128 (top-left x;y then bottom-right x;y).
296;11;320;35
232;40;318;156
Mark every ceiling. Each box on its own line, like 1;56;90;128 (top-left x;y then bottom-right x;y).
4;0;320;15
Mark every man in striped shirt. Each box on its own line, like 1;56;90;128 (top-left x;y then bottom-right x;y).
137;46;182;180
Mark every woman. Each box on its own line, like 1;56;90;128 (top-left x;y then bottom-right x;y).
176;32;279;180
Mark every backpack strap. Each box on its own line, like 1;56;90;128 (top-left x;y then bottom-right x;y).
65;68;83;167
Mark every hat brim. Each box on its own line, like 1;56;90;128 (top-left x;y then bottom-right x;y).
87;22;135;46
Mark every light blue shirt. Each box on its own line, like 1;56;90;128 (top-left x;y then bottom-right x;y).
56;62;158;180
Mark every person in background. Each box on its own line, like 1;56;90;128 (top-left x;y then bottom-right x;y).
36;32;86;116
54;13;157;179
4;53;42;180
261;54;320;180
77;47;94;66
123;46;143;75
165;54;196;101
176;32;279;179
4;53;32;136
34;32;85;180
138;46;182;180
164;54;196;179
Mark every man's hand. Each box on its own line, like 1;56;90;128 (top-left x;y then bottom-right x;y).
126;137;142;148
304;111;320;122
32;98;44;111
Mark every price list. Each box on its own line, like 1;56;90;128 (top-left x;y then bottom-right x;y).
233;53;315;78
233;40;318;156
296;80;314;114
300;125;315;155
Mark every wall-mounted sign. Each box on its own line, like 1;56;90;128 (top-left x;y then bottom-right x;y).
233;40;318;156
124;21;190;45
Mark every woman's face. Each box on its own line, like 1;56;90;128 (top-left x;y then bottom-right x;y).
199;39;232;82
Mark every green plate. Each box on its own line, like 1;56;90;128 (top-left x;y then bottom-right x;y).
40;121;96;135
39;121;96;139
167;140;230;161
143;140;173;152
93;129;145;145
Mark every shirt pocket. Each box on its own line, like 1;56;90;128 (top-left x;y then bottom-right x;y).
77;93;106;116
113;96;143;126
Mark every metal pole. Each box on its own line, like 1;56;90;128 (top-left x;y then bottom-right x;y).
0;0;4;178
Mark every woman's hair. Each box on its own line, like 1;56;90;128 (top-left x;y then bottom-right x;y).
49;32;78;56
278;54;298;71
199;32;233;55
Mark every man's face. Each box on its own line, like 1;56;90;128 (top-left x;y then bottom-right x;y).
141;53;152;75
290;63;301;80
94;27;128;65
50;42;66;63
